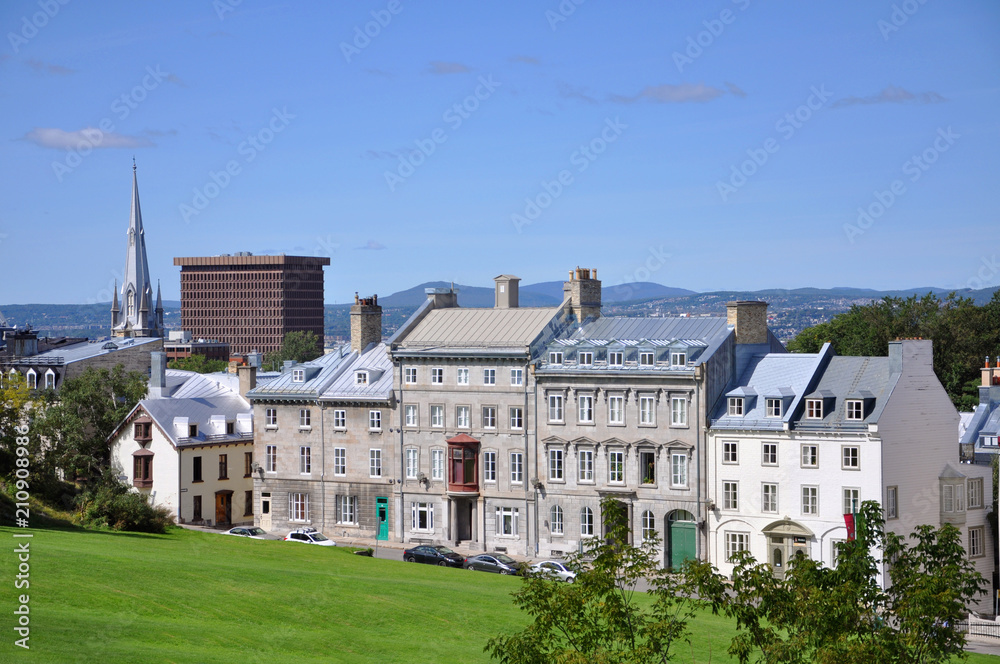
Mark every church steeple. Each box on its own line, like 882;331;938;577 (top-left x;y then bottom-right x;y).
112;162;161;338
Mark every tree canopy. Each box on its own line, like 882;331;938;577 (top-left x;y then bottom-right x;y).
167;354;229;374
263;330;323;370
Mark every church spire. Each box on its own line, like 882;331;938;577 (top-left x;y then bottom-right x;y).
113;162;160;337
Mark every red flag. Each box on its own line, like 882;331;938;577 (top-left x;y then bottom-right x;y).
844;513;856;541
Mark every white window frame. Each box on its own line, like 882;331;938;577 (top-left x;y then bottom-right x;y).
886;485;898;519
725;531;748;562
842;446;860;470
292;368;305;383
765;398;782;418
969;478;984;509
299;408;311;429
639;395;655;426
608;351;623;367
549;351;563;365
670;351;686;367
299;446;311;474
483;451;497;483
578;351;593;366
404;404;418;427
578;395;594;424
578;449;594;483
762;483;778;513
639;351;654;367
336;495;357;524
265;445;277;473
640;450;656;485
431;367;444;384
404;367;417;384
431;449;444;481
723;481;739;510
333;409;346;429
671;452;687;488
44;370;55;389
801;444;818;468
265;408;278;428
369;409;382;431
510;368;523;386
727;397;744;416
802;485;818;515
405;448;419;479
456;405;470;429
355;371;368;386
550;505;563;535
548;394;564;423
806;399;823;419
641;510;656;542
509;407;523;430
609;449;624;484
496;506;519;536
430;405;444;428
608;395;624;425
289;493;309;522
580;506;594;537
843;488;860;514
723;441;738;464
670;396;687;426
411;502;434;531
369;449;382;478
333;447;346;476
969;526;985;558
456;367;469;385
762;442;777;466
510;452;523;484
482;406;497;429
548;449;564;481
483;368;496;385
845;399;863;420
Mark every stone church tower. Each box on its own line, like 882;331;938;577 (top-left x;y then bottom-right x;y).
112;162;163;338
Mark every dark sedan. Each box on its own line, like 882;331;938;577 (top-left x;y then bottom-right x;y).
403;545;464;567
463;553;520;574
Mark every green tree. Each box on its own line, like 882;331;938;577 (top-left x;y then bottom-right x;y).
167;354;229;373
711;501;986;664
263;330;323;370
0;372;32;478
486;497;717;664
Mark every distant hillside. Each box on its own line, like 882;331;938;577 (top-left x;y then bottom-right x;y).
376;281;559;308
521;281;696;304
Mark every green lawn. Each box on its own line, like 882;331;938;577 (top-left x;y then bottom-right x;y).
1;525;997;663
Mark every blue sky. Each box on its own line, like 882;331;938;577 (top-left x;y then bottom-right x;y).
2;1;998;305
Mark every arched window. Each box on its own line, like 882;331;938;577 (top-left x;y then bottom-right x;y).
581;507;594;537
550;505;563;535
642;510;656;542
44;369;56;390
26;370;36;389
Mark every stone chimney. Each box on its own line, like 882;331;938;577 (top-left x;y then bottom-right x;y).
10;329;39;358
238;364;257;398
563;267;602;321
982;355;1000;387
494;275;520;309
425;286;459;309
888;338;934;376
351;293;383;354
726;301;769;345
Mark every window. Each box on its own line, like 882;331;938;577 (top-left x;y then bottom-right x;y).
639;351;654;367
942;484;966;513
728;397;744;416
723;441;738;464
456;367;469;385
640;451;656;484
578;351;593;366
411;502;434;531
405;449;418;478
430;405;444;428
404;404;418;427
336;496;356;524
672;351;688;367
510;368;523;386
548;395;564;422
608;396;624;424
133;455;152;487
404;367;417;384
831;539;845;568
806;399;823;419
762;483;778;513
548;449;564;481
639;396;655;425
549;351;563;365
969;526;985;558
193;456;203;482
510;452;523;484
608;351;623;367
289;493;309;522
581;507;594;537
355;371;368;385
334;448;346;476
765;398;782;418
44;371;55;390
842;446;859;470
244;490;253;516
483;451;497;482
265;408;277;427
969;478;984;509
723;481;738;510
369;449;382;477
846;399;863;420
456;405;470;428
725;532;748;561
762;443;777;466
299;446;311;474
431;367;444;384
265;445;277;473
886;486;898;519
843;488;860;514
801;444;818;468
193;495;202;521
218;454;228;480
299;409;311;428
431;449;444;481
578;395;594;423
671;452;688;487
244;452;253;478
496;507;519;536
671;397;687;426
550;505;563;534
292;368;305;382
483;368;496;385
509;407;523;430
333;409;346;429
802;486;818;514
369;410;382;431
642;510;656;542
609;450;624;483
578;449;594;482
483;406;497;429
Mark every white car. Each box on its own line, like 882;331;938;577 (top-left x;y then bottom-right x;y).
284;528;336;546
530;560;577;582
222;526;270;539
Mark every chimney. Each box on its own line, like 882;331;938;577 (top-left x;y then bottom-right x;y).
562;267;601;321
982;355;1000;387
889;338;934;376
10;329;39;358
425;286;459;309
351;293;383;354
148;351;167;398
238;365;257;398
494;275;520;309
726;301;769;345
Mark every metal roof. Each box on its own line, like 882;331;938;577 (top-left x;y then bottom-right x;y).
396;307;560;349
139;394;252;448
572;316;730;341
712;352;825;430
11;336;161;366
319;343;393;401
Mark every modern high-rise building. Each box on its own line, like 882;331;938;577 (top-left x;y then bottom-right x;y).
172;253;330;355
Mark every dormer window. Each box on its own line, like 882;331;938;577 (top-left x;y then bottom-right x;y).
355;371;368;385
728;397;744;416
845;400;863;420
670;352;686;367
292;368;305;383
765;398;782;418
188;424;198;438
608;351;623;367
982;435;998;447
578;351;593;366
549;351;563;365
639;351;654;367
806;399;823;419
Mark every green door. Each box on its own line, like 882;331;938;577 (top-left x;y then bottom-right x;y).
669;515;696;569
376;497;388;541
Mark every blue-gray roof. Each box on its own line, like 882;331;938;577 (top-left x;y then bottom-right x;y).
246;343;394;403
793;356;895;430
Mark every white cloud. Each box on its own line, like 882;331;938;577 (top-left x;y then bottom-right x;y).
611;82;726;104
22;127;153;150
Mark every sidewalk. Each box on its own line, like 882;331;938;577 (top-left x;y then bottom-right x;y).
965;635;1000;657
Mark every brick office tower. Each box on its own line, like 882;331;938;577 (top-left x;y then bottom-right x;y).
173;253;330;355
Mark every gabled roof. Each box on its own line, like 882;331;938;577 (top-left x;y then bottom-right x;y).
794;356;895;429
246;351;347;399
319;343;393;402
395;307;561;352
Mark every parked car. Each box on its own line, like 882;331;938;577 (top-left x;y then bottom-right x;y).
463;553;520;575
530;560;577;583
403;545;464;567
221;526;271;539
284;527;336;546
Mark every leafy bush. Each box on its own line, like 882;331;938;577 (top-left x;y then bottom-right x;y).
77;473;173;533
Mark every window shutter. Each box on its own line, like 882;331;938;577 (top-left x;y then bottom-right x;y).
495;507;501;535
429;505;434;530
513;509;519;536
410;502;416;530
